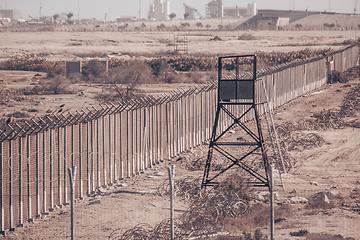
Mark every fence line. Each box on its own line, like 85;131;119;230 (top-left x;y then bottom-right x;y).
0;44;358;232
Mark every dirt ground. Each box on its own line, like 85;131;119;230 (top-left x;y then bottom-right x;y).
0;31;359;239
0;31;357;61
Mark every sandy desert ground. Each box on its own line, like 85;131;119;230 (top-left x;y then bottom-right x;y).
0;29;359;239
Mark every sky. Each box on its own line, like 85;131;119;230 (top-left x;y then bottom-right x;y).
1;0;357;20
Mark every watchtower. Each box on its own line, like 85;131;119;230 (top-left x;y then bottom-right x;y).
202;55;273;189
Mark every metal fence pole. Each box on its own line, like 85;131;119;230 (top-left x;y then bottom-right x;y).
68;166;77;240
168;165;175;240
19;137;23;226
270;164;274;240
36;133;40;217
0;141;4;234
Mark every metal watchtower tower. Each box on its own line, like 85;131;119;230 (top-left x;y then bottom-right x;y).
202;55;272;189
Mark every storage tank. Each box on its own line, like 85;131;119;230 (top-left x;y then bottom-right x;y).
163;0;170;20
154;0;163;20
247;2;257;16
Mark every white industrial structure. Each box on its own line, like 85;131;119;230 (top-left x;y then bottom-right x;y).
247;2;257;16
163;0;170;20
148;0;170;20
184;3;203;19
153;0;162;20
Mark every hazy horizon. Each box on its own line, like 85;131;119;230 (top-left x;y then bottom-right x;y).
1;0;357;21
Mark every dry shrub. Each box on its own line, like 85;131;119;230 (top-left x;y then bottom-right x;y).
223;203;269;231
0;57;57;72
95;60;154;102
224;203;294;233
290;229;308;236
283;132;325;152
46;62;65;78
350;187;360;202
0;87;23;104
7;111;30;119
340;83;360;117
210;36;222;41
306;233;355;240
328;70;348;83
82;60;107;80
307;200;335;210
216;229;268;240
24;76;73;95
238;34;256;41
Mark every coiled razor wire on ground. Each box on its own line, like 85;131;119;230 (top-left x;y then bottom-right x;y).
110;175;251;240
108;219;187;240
156;176;202;202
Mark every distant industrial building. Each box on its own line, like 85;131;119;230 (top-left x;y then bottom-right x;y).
235;9;334;30
148;0;171;20
223;6;247;17
206;0;223;18
184;3;203;19
116;16;137;22
223;3;257;18
0;9;22;20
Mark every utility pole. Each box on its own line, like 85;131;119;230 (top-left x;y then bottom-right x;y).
139;0;141;19
40;0;42;19
78;0;80;24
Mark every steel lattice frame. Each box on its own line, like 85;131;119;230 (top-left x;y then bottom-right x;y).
202;55;270;189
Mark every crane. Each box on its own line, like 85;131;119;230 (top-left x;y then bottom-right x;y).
183;3;203;19
355;0;359;14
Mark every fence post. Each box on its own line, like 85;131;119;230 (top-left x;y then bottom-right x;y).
0;141;4;234
113;114;118;181
49;129;54;210
79;124;83;199
68;166;77;240
42;131;47;214
27;135;32;222
168;165;175;240
96;118;100;188
64;126;68;204
36;133;41;217
270;164;274;240
109;114;113;183
86;121;91;195
9;140;14;230
58;128;62;205
19;137;23;226
102;116;107;186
